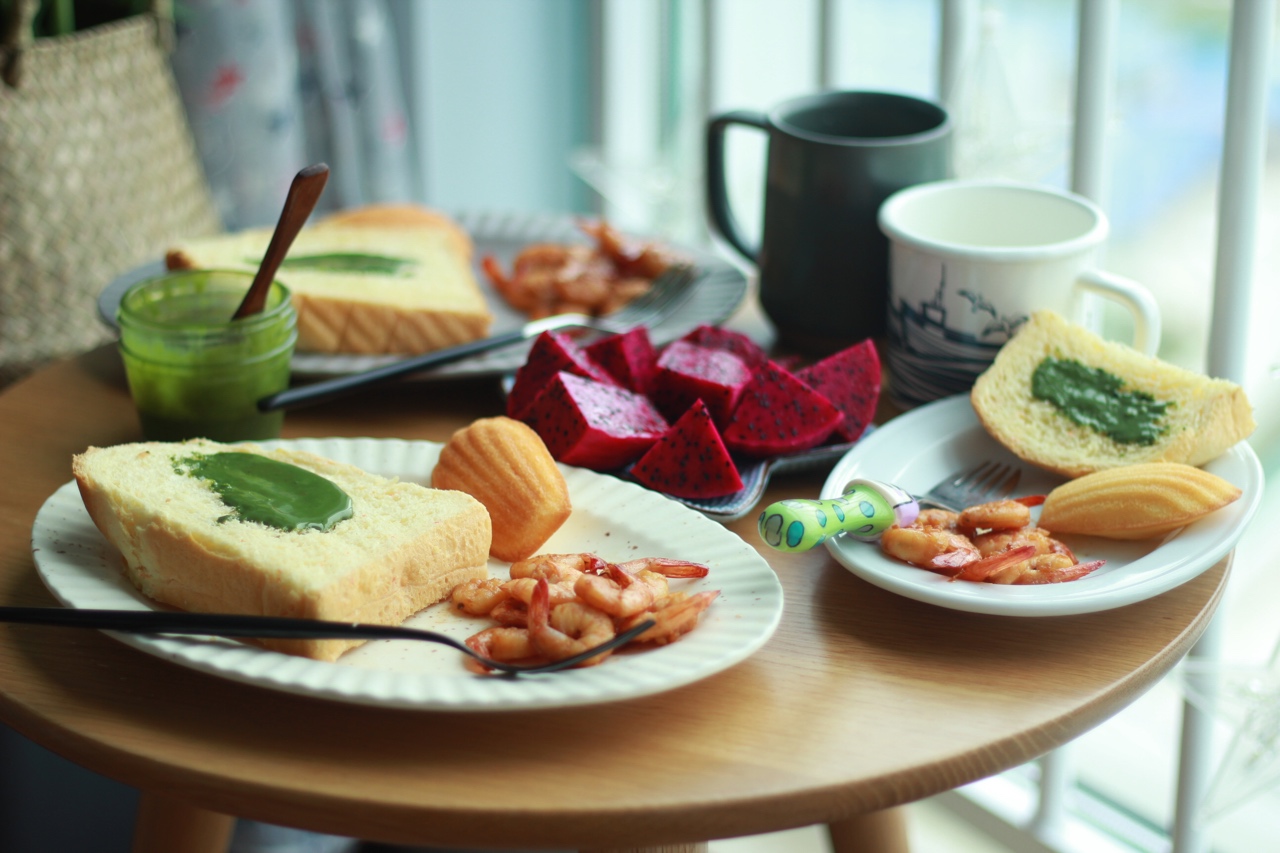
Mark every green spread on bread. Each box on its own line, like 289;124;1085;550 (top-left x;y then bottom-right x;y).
179;452;354;532
267;252;417;276
1030;356;1171;445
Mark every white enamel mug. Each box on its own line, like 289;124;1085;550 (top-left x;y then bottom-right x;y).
877;179;1161;409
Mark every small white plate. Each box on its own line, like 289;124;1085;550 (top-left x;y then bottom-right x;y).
97;211;749;379
820;395;1264;616
32;438;783;711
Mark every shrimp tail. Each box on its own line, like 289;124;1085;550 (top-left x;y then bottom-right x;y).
1013;559;1106;585
615;557;711;578
950;545;1040;582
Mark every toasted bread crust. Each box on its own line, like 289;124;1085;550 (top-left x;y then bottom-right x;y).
73;440;492;661
164;204;492;355
970;311;1255;478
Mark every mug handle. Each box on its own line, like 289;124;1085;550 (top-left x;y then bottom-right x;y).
705;109;770;261
1076;269;1163;356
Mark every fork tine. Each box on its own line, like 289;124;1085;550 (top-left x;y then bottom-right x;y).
918;460;1023;511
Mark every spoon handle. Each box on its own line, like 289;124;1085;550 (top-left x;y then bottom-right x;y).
232;163;330;320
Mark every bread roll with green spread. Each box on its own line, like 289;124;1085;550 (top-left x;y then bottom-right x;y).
166;206;492;355
73;440;492;661
970;311;1255;478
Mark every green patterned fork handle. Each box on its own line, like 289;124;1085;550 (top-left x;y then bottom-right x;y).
757;479;921;553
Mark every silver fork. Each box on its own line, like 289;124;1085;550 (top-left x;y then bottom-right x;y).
0;607;655;676
259;263;701;412
916;461;1022;512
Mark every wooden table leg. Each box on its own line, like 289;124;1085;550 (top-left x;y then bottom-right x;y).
581;840;711;845
131;791;236;853
828;807;911;853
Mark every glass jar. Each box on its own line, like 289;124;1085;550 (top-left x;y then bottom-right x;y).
117;270;297;442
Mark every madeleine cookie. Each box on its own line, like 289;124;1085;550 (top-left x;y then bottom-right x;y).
1038;462;1241;540
432;417;572;562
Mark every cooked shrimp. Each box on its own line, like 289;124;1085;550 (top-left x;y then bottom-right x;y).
579;219;672;279
957;499;1034;534
503;576;580;608
971;526;1063;559
948;544;1040;582
614;557;711;578
983;554;1105;585
618;590;720;646
527;578;617;666
450;578;510;616
914;508;960;530
464;626;539;674
488;598;529;628
632;569;670;599
574;564;655;618
509;553;608;583
880;525;981;572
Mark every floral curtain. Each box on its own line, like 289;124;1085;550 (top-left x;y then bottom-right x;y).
170;0;417;231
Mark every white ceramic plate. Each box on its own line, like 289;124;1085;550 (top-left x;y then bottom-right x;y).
820;395;1264;616
31;438;783;711
97;210;749;379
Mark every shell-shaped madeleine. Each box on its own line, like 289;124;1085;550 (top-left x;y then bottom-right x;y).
432;417;572;562
1039;462;1242;540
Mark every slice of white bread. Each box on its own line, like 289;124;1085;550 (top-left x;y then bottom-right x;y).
73;439;492;661
970;310;1255;478
165;206;493;355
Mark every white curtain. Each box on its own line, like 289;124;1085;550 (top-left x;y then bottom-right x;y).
169;0;417;231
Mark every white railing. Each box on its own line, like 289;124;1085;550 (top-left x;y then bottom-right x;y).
592;1;1274;851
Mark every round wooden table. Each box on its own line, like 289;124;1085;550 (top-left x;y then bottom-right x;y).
0;346;1227;853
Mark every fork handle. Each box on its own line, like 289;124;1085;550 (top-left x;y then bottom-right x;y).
258;328;532;412
0;606;455;642
757;479;920;553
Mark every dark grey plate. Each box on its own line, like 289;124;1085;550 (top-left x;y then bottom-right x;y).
97;210;749;380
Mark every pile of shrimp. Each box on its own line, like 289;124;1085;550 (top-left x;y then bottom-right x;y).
880;498;1105;585
480;219;677;319
449;552;718;673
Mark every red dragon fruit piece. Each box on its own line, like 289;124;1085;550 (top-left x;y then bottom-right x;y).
584;327;658;393
506;330;617;419
631;400;744;499
521;371;669;470
678;324;770;367
648;340;753;428
722;360;845;458
796;338;881;442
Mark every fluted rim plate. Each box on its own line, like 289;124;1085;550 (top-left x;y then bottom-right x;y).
97;211;749;379
821;394;1264;616
32;438;783;711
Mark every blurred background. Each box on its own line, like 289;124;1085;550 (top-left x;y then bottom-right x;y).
3;1;1278;851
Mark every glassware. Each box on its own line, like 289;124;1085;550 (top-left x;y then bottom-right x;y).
117;270;297;441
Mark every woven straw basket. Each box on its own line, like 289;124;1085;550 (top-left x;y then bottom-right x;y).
0;0;221;386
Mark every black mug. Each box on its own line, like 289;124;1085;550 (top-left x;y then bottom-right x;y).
706;91;952;354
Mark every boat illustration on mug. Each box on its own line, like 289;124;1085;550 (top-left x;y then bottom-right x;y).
886;268;1028;406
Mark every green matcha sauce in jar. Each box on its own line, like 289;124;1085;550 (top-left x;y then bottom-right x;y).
117;270;297;442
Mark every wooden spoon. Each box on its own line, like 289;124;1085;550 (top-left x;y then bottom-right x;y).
231;162;330;320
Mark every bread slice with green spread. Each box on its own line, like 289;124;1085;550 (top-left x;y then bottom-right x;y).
970;310;1255;478
165;207;493;355
73;439;492;661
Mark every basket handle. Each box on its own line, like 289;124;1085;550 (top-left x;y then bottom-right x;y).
3;0;173;88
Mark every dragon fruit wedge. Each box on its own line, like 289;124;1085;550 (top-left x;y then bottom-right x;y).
506;330;616;419
631;400;743;499
584;327;658;393
678;324;770;367
723;360;845;458
796;338;881;442
648;340;753;428
521;371;669;470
